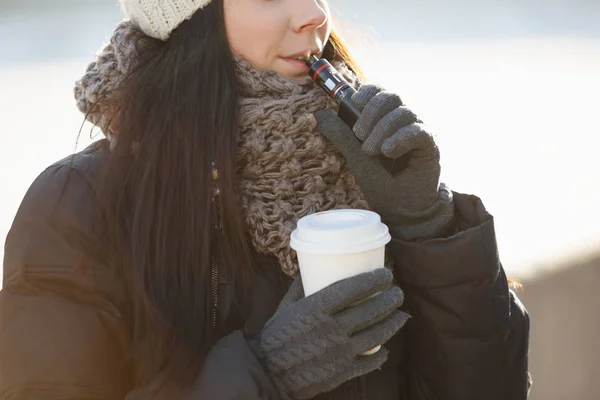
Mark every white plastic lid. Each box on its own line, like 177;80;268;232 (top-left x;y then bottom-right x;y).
290;209;391;255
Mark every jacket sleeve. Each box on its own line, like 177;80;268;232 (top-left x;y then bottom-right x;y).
0;163;276;400
388;192;531;400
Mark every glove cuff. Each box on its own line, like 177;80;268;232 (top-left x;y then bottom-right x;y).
246;337;297;399
387;183;455;241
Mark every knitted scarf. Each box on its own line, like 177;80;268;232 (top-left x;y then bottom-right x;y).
74;21;370;277
234;59;370;276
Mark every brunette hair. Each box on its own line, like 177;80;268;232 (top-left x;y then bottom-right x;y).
90;0;365;394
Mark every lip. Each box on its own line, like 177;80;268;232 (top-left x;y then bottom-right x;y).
282;48;321;60
281;57;310;73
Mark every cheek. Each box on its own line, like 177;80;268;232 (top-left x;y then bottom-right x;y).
224;3;285;69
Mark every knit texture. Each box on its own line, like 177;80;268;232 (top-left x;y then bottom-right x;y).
73;21;371;278
234;58;370;277
120;0;211;40
250;268;409;400
74;21;143;137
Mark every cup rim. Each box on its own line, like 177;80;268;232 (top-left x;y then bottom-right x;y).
290;225;391;254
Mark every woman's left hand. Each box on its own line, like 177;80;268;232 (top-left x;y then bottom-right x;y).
315;84;454;240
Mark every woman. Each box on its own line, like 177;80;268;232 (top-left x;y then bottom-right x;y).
0;0;531;399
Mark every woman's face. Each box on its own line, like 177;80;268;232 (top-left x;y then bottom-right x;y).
223;0;331;81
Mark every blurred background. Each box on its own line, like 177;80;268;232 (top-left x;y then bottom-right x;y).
1;0;599;398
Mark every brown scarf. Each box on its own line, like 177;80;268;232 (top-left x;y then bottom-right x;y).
233;58;369;276
74;21;370;278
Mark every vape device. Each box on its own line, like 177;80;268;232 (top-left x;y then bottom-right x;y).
306;55;409;177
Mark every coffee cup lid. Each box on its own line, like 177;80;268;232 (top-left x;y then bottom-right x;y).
290;209;391;255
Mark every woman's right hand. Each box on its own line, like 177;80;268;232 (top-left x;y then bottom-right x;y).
250;268;409;400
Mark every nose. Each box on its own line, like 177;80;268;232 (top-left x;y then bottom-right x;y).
291;0;328;32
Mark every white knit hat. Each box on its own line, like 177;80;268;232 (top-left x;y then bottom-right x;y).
120;0;212;41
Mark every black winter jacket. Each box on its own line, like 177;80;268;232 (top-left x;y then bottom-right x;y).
0;140;531;399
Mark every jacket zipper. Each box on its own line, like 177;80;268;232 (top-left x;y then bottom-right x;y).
211;258;219;328
211;161;220;329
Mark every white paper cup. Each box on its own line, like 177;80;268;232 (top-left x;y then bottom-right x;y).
290;209;392;355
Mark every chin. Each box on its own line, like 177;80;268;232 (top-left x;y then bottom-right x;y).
275;70;310;83
291;75;313;84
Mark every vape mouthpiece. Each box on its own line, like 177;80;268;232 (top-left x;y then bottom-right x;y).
305;55;320;68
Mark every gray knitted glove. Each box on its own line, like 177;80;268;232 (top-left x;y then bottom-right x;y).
315;84;454;240
250;268;409;400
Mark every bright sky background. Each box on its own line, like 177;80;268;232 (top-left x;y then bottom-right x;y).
2;1;600;285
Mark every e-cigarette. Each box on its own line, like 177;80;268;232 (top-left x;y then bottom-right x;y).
306;55;409;177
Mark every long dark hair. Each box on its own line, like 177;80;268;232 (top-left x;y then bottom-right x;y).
94;0;365;394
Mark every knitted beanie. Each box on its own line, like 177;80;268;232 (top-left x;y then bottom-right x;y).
120;0;211;40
